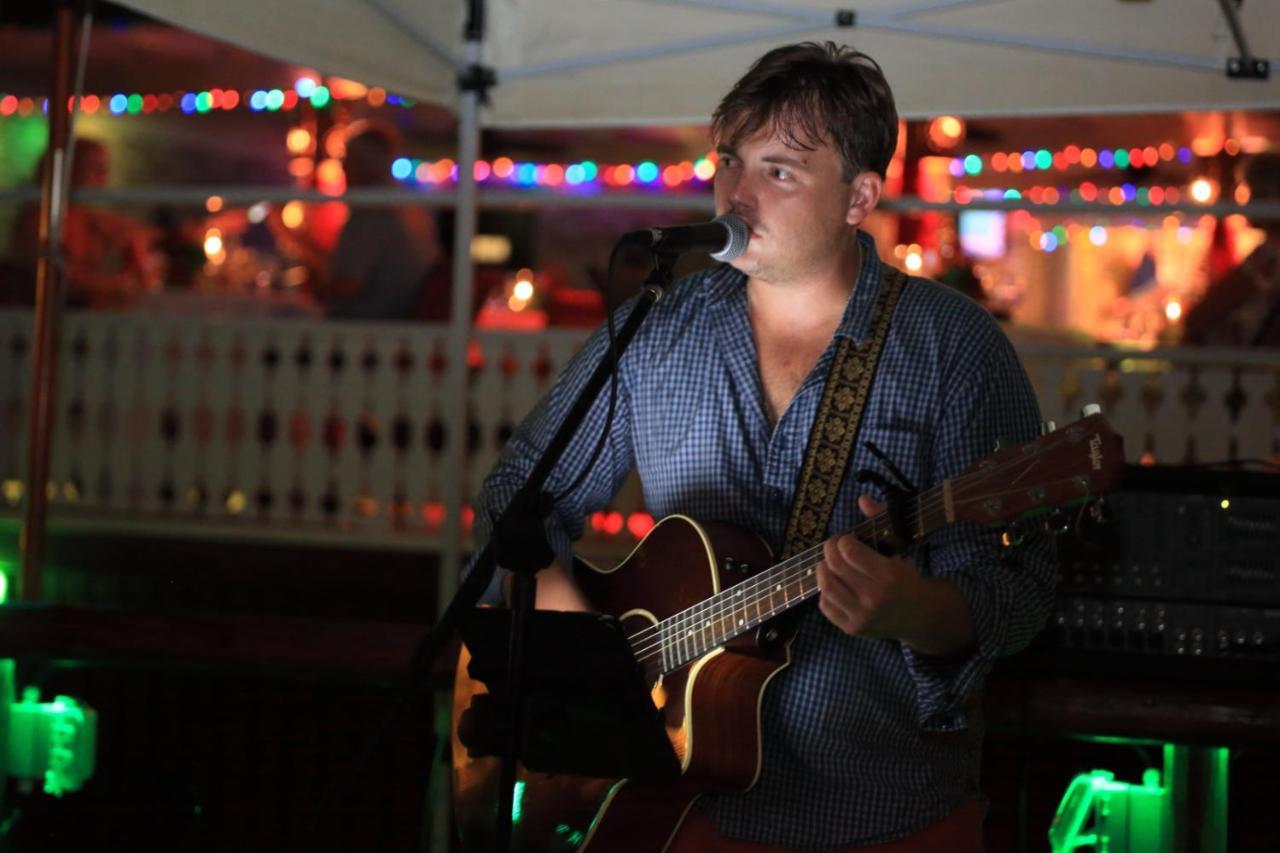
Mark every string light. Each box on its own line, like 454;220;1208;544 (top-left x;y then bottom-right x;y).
1189;178;1215;204
0;76;411;119
928;115;965;150
386;154;719;191
286;127;313;155
280;201;305;229
950;180;1204;208
951;140;1220;177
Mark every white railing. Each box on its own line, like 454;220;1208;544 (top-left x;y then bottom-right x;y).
2;310;1276;555
1019;344;1279;467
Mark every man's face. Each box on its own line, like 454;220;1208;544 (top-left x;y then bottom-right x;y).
712;125;857;285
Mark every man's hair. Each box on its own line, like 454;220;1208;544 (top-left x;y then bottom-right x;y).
711;42;898;181
345;120;400;161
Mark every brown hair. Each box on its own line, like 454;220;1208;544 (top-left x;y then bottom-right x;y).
711;42;898;181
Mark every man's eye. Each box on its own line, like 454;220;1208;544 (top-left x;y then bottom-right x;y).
771;167;792;181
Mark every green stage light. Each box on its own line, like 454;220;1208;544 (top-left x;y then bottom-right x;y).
1050;766;1169;853
2;681;96;794
511;779;525;823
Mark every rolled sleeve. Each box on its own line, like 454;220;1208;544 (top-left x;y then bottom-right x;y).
463;304;638;601
898;323;1058;731
903;525;1055;730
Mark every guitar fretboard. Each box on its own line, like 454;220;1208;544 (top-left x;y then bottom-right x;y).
641;481;954;674
620;416;1118;677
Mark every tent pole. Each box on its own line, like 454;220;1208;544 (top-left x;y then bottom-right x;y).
440;31;483;628
20;0;80;602
428;8;486;850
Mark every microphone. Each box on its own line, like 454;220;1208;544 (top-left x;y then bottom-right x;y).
622;214;749;262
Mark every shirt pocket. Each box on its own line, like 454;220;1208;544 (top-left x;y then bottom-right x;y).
831;422;932;536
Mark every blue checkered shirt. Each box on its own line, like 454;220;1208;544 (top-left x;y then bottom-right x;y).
471;231;1055;848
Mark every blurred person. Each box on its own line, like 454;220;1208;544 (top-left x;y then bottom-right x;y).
6;138;159;308
275;121;443;321
1182;152;1280;348
936;247;1011;320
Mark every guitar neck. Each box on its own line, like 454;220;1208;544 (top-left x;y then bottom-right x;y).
632;413;1124;676
647;482;950;673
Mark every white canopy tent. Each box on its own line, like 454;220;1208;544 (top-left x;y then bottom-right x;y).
116;0;1279;122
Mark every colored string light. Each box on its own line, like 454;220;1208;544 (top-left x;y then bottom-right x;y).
954;141;1235;176
0;76;406;120
385;155;721;191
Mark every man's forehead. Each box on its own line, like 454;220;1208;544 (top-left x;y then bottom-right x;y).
717;106;831;143
717;123;833;161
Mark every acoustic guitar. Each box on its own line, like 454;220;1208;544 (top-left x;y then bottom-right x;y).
452;412;1125;852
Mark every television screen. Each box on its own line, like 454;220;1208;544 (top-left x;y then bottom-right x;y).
958;210;1007;260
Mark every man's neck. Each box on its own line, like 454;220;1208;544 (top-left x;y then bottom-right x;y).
747;237;863;332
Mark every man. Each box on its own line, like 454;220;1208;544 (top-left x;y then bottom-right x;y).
276;121;442;320
8;138;159;308
471;43;1053;850
1182;152;1280;348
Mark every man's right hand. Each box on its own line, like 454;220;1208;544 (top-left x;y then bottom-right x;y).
502;561;592;612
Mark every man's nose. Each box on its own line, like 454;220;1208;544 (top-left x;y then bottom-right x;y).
725;171;756;211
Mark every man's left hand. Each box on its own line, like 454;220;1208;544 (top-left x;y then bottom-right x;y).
816;495;925;640
816;495;978;657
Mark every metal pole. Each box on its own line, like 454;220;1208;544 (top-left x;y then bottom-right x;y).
20;1;77;602
1215;0;1255;65
428;2;487;849
441;39;483;629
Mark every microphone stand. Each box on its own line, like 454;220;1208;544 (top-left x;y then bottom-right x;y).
414;249;683;853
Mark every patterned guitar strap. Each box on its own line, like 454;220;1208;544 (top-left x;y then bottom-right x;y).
770;262;907;637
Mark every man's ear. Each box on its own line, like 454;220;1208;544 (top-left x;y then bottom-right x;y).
846;171;884;227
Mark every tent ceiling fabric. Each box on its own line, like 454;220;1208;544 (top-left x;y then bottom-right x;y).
120;0;1279;124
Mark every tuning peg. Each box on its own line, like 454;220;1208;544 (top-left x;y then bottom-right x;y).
1040;420;1057;435
1080;403;1102;418
1042;508;1072;535
1088;498;1109;524
1001;521;1026;548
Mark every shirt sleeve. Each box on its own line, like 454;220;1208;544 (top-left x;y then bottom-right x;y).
328;211;379;285
900;322;1058;732
464;304;638;604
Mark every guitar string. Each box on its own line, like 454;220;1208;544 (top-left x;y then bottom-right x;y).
625;495;931;668
625;482;944;666
622;457;1013;661
628;427;1097;660
629;477;1095;672
623;456;1095;669
627;468;1093;668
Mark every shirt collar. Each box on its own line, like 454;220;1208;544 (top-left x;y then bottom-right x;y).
836;230;886;344
699;230;889;345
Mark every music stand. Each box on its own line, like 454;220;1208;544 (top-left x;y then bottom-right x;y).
458;609;681;782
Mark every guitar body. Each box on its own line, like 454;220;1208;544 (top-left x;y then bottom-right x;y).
452;515;782;852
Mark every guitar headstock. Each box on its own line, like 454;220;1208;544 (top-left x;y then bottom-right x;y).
948;413;1125;528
